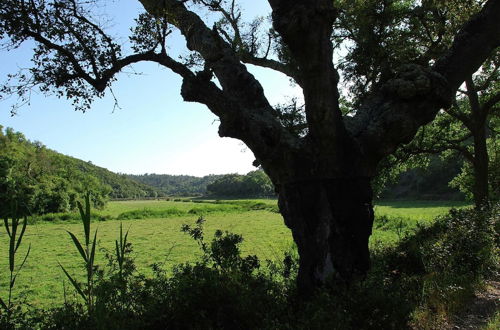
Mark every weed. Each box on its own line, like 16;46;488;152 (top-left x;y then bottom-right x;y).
59;192;99;314
0;203;31;326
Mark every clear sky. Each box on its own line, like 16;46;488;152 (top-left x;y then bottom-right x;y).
0;1;302;177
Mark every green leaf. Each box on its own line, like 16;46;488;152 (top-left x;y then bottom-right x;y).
115;240;121;262
89;230;97;266
59;263;87;302
123;228;129;250
3;218;11;238
10;243;30;288
0;296;7;310
16;243;31;275
67;231;88;263
77;201;85;224
119;222;123;245
15;216;28;252
84;192;91;245
9;219;17;273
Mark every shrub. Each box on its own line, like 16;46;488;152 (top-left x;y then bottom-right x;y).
116;208;184;220
374;205;499;328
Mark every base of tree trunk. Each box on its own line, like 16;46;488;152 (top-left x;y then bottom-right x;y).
278;177;374;294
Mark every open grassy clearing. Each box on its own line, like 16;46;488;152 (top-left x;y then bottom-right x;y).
374;200;470;221
100;199;245;217
0;199;470;307
0;210;291;307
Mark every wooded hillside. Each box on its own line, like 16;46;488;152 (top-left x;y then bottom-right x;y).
0;126;159;216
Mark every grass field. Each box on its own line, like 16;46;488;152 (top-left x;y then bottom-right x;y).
0;199;470;307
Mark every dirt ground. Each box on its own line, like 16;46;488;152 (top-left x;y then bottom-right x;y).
450;281;500;329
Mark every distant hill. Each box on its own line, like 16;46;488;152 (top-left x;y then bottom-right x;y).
0;126;160;216
127;173;225;196
129;170;276;198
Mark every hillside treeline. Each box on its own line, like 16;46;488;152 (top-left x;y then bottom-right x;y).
127;173;225;196
129;171;275;198
0;125;470;218
0;127;158;216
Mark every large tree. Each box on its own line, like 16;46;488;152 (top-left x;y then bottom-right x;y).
1;0;499;293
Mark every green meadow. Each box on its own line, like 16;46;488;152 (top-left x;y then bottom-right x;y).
0;199;469;307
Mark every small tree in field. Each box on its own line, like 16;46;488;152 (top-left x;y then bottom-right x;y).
402;54;499;207
0;0;499;293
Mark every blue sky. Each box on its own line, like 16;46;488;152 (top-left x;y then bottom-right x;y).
0;1;301;176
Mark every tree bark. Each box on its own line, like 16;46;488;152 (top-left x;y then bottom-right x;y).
277;177;374;294
467;77;490;208
472;126;490;208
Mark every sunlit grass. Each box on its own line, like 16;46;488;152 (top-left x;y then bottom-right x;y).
375;200;470;221
0;210;290;306
0;199;467;307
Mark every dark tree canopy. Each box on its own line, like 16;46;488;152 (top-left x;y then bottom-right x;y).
1;0;499;292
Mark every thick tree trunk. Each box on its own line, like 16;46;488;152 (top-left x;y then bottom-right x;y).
278;177;374;294
472;128;489;208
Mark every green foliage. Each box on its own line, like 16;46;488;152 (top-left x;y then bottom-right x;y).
395;51;499;205
450;137;500;202
0;203;31;327
0;127;162;217
115;203;248;220
0;127;108;215
422;207;498;282
206;170;275;197
181;217;260;273
333;0;483;105
381;154;465;200
116;207;185;220
112;200;278;221
32;211;111;223
485;311;500;330
291;204;498;330
114;223;130;279
376;204;499;327
0;0;124;113
335;0;498;206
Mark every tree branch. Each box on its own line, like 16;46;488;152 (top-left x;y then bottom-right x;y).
349;0;500;170
239;53;302;86
268;0;344;145
434;0;500;91
24;30;98;87
140;0;272;110
482;90;500;114
403;143;475;163
465;77;481;116
139;0;300;177
444;102;473;131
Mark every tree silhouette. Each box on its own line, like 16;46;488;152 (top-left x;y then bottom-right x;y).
1;0;499;293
